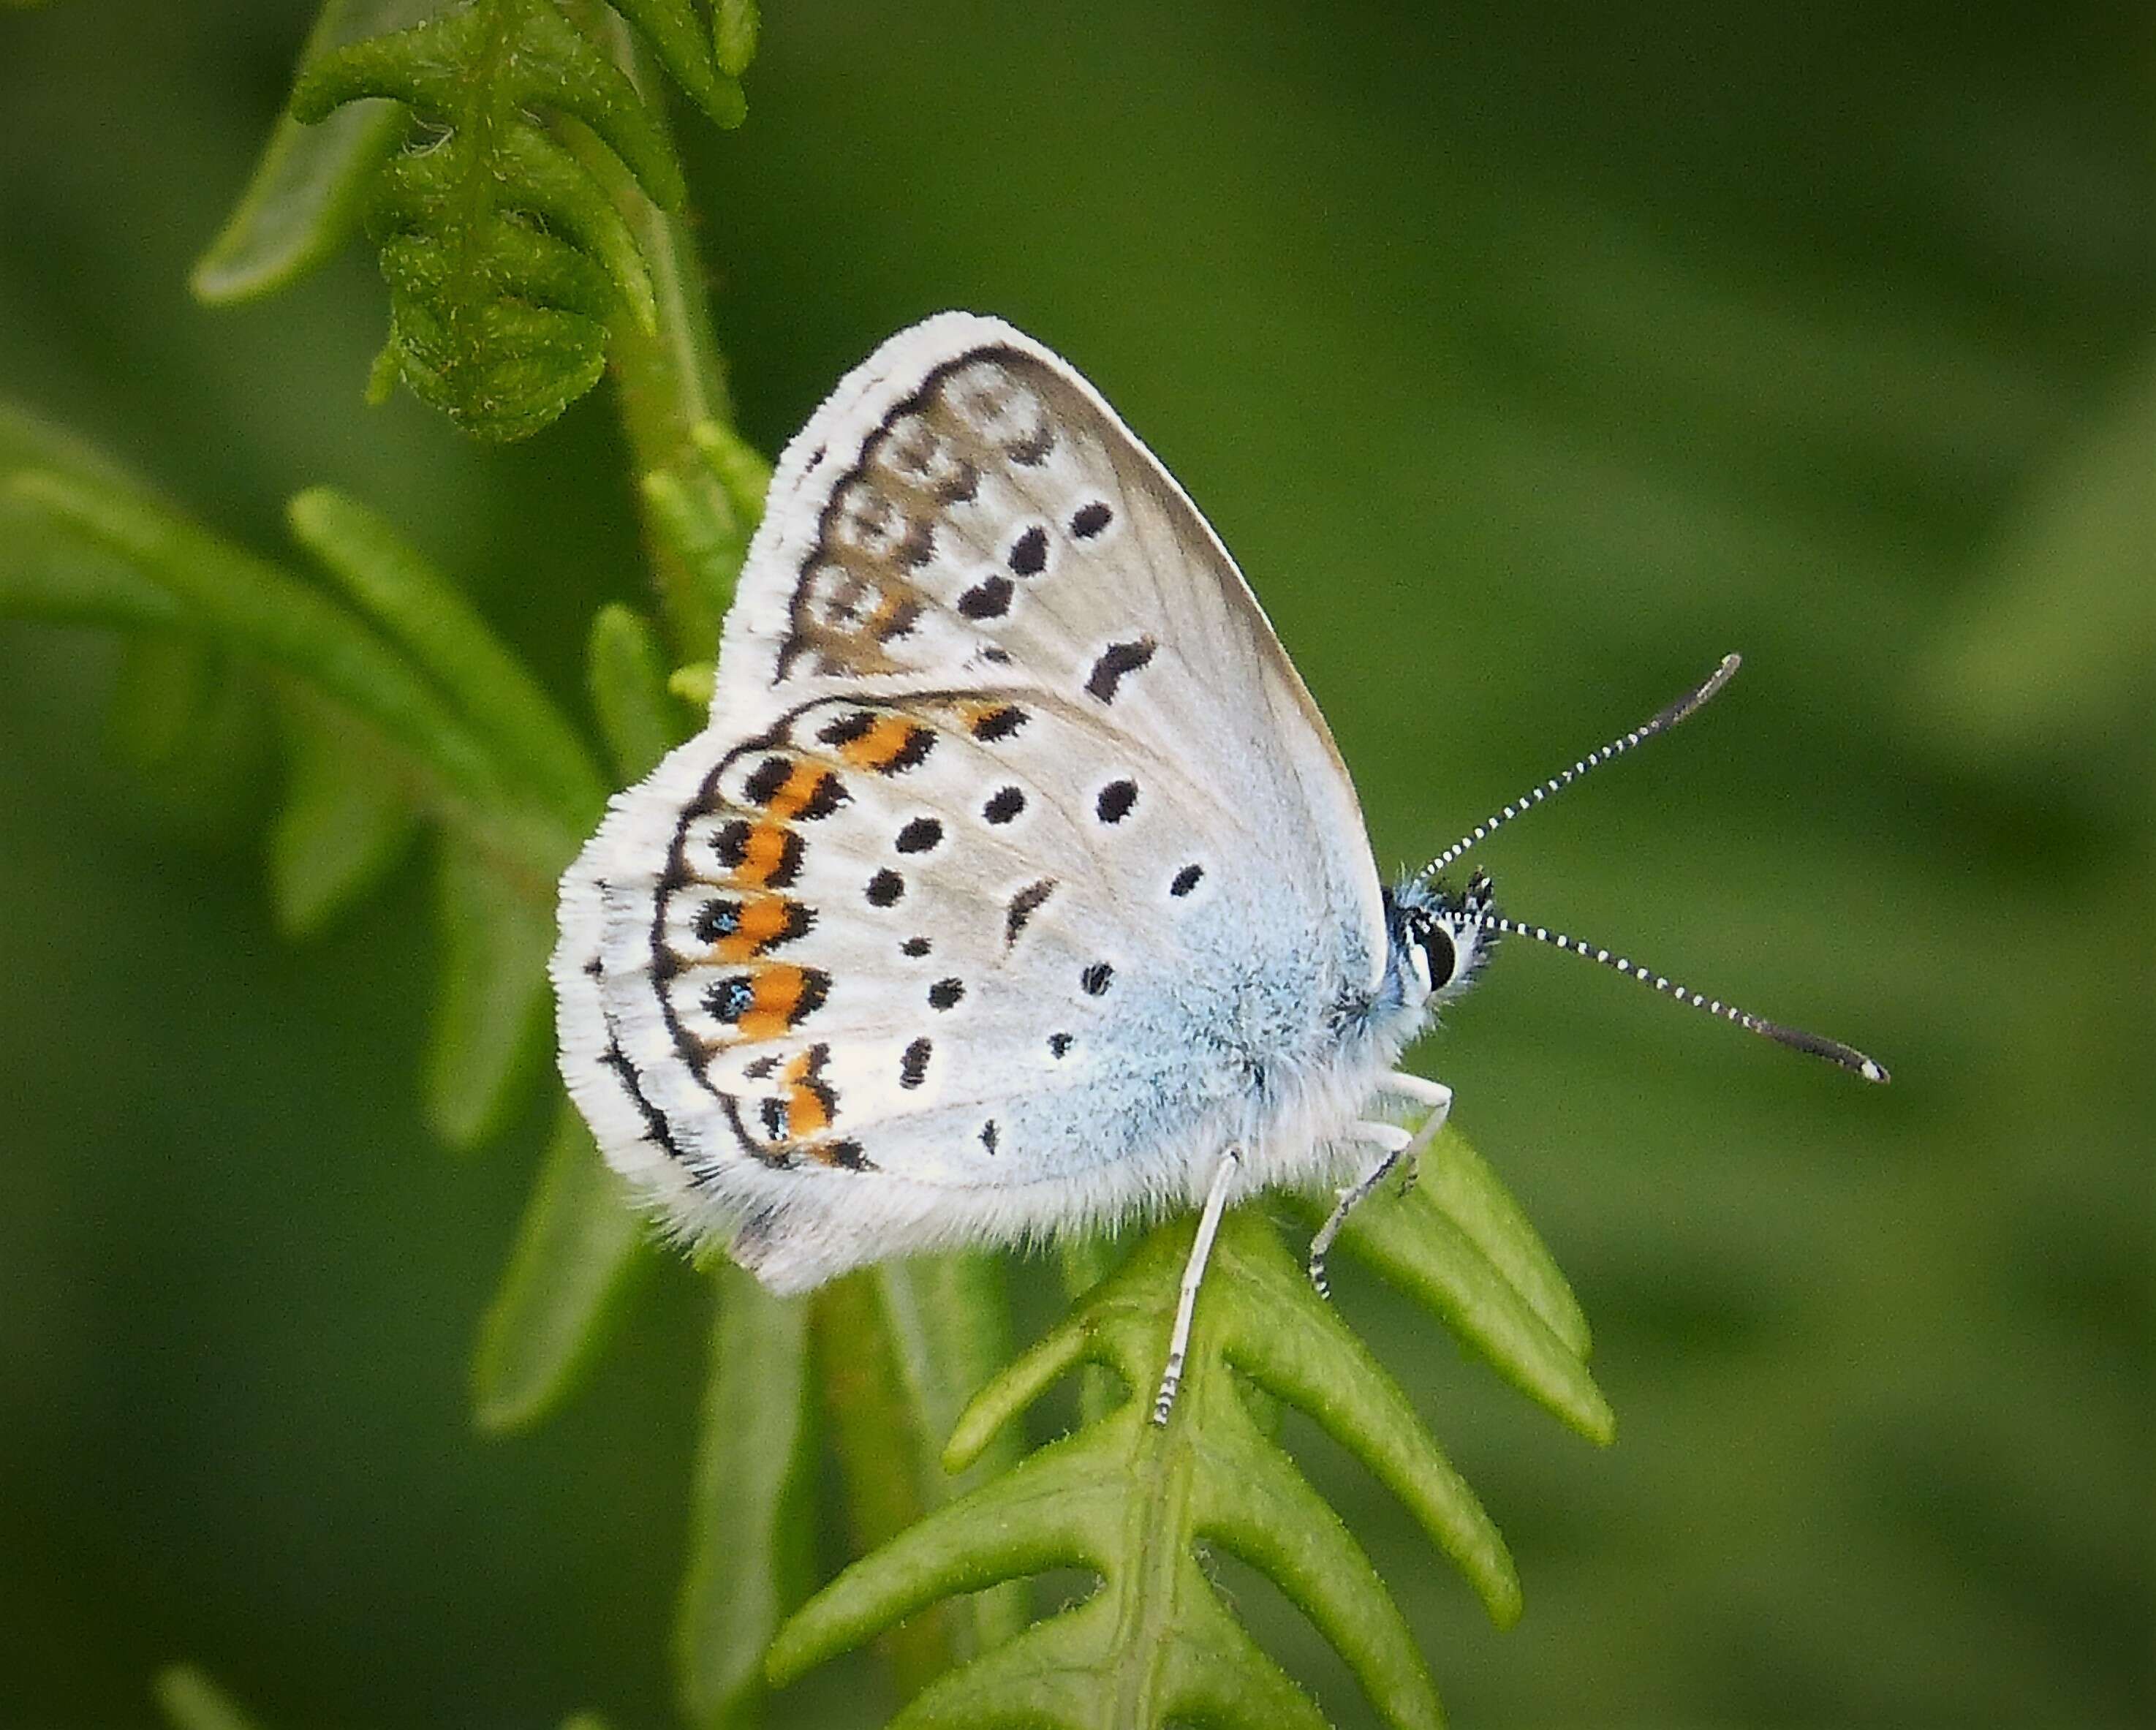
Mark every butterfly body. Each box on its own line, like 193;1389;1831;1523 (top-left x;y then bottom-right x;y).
554;314;1470;1297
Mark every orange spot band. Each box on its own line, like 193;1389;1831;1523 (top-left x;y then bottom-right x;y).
765;763;833;820
716;898;798;963
738;965;812;1042
838;714;922;772
734;823;790;886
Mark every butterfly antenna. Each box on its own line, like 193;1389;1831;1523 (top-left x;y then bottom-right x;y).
1421;652;1742;877
1467;906;1889;1082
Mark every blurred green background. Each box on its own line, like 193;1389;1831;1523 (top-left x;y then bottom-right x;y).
1;1;2148;1726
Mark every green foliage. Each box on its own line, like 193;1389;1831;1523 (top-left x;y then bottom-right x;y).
474;1101;649;1431
267;702;417;938
253;0;755;439
676;1264;817;1729
1;409;590;1168
768;1129;1610;1729
287;486;606;827
587;601;686;779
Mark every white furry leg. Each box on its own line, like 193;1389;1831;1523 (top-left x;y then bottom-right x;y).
1380;1071;1453;1111
1374;1071;1452;1201
1153;1147;1241;1427
1306;1075;1453;1296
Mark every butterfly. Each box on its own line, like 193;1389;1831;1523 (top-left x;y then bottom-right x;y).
552;313;1885;1421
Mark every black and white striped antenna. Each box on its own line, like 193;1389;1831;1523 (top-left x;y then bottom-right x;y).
1421;652;1741;877
1423;654;1889;1084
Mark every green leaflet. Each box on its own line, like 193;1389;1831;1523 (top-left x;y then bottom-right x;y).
4;469;566;864
870;1256;1029;1656
586;603;684;781
771;1130;1611;1729
189;0;441;303
712;0;757;75
287;486;605;829
472;1100;647;1432
675;1265;817;1729
267;702;417;940
0;403;186;630
426;832;556;1150
1301;1130;1614;1445
631;415;772;654
152;1666;265;1730
609;0;749;129
667;660;716;708
288;0;750;439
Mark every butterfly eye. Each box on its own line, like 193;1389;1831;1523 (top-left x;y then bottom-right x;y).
1420;924;1459;993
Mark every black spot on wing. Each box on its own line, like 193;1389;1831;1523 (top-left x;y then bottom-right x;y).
1095;779;1138;823
1070;501;1112;538
866;869;904;907
817;711;878;748
1005;879;1055;945
900;1038;931;1089
744;755;790;804
957;575;1013;619
983;785;1026;825
895;816;943;853
1080;962;1114;997
928;977;965;1011
1007;526;1048;575
1171;863;1204;897
972;705;1029;742
1086;637;1156;703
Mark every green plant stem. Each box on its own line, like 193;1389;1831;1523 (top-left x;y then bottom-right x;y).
584;15;744;660
812;1274;961;1700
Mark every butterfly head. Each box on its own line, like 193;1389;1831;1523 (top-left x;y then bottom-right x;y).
1385;869;1499;1017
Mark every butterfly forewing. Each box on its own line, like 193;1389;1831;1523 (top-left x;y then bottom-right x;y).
556;314;1388;1289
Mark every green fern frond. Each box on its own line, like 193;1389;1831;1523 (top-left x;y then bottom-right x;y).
4;445;599;1153
768;1127;1611;1729
287;0;752;439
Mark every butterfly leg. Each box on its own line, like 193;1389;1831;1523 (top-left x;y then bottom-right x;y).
1376;1073;1452;1198
1306;1078;1452;1296
1153;1147;1242;1427
1306;1123;1414;1299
